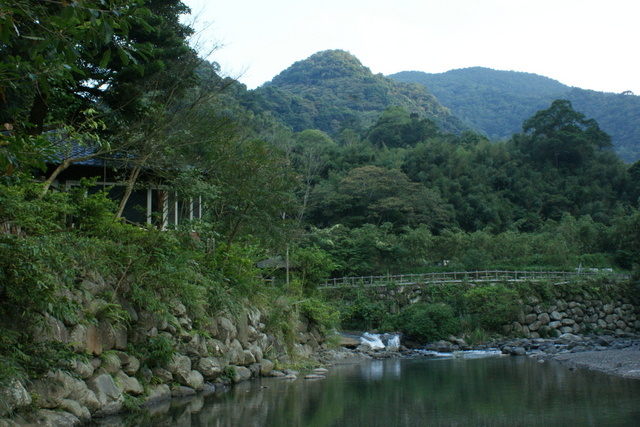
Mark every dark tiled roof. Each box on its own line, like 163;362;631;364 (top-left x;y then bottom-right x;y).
47;133;131;167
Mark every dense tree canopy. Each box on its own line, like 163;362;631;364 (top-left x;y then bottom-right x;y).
254;50;466;135
0;0;198;176
390;68;640;162
3;35;640;281
519;99;612;169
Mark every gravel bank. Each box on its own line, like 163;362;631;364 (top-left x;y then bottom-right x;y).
546;347;640;380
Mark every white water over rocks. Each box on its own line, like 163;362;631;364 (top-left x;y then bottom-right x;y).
418;349;505;359
360;332;401;351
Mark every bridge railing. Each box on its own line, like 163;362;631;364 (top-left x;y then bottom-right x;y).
318;270;609;289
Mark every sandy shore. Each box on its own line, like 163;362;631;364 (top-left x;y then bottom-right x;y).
545;347;640;380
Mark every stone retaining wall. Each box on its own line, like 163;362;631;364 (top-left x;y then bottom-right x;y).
345;281;640;338
0;272;323;425
506;295;640;338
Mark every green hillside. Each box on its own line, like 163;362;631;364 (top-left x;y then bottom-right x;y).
251;50;467;137
390;68;640;162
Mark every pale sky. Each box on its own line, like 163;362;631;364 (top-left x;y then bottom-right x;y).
182;0;639;95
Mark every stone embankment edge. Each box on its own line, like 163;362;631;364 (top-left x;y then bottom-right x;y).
0;271;328;426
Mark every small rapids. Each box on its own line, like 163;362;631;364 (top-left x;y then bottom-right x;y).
354;332;504;360
359;332;401;351
417;349;505;359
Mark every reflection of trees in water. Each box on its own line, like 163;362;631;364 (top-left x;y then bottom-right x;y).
97;358;640;426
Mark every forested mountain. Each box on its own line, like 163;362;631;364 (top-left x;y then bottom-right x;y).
249;50;467;138
389;68;640;162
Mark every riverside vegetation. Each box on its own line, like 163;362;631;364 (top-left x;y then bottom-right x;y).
0;181;339;424
1;2;640;425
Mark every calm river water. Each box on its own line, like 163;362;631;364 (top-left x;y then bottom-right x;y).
96;354;640;426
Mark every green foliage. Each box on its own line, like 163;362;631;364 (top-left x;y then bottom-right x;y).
297;297;340;335
264;296;299;357
222;365;238;382
367;106;439;148
0;0;197;134
520;100;612;170
256;50;465;135
0;328;77;383
122;393;145;412
390;303;460;342
464;285;520;331
0;178;74;234
127;335;176;369
0;233;80;320
290;245;337;295
390;68;640;163
336;289;388;331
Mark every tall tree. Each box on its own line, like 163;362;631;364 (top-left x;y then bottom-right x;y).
290;129;336;223
519;99;612;169
0;0;199;185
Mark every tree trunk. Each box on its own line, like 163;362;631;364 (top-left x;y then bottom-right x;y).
39;159;72;197
28;88;48;135
115;164;142;221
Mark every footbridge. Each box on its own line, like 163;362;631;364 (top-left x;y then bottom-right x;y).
318;270;619;289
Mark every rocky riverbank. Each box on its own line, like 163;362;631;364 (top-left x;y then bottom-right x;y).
499;333;640;380
0;271;329;427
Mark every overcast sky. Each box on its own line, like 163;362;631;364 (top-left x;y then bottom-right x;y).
182;0;639;94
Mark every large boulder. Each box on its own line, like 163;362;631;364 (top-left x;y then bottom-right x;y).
114;324;128;350
247;344;264;363
144;384;171;406
557;333;582;341
114;352;140;376
67;387;100;415
550;311;564;321
86;324;102;356
33;315;68;344
97;320;116;352
68;324;88;353
175;370;204;391
29;371;77;409
114;371;144;396
99;352;122;375
207;338;228;356
197;357;223;381
260;359;275;376
23;409;81;426
538;313;551;325
167;354;191;379
72;358;94;379
232;366;252;383
216;317;238;344
0;379;32;416
227;339;245;365
152;368;173;384
59;399;91;423
180;333;208;358
86;374;124;416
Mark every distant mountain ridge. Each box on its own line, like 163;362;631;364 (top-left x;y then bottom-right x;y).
251;50;466;136
389;68;640;162
247;51;639;162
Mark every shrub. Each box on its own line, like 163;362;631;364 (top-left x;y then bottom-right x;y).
298;297;340;335
393;302;459;343
464;284;520;331
339;291;387;331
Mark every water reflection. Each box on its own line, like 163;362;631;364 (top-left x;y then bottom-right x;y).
92;356;640;426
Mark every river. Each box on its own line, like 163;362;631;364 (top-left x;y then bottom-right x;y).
92;353;640;426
